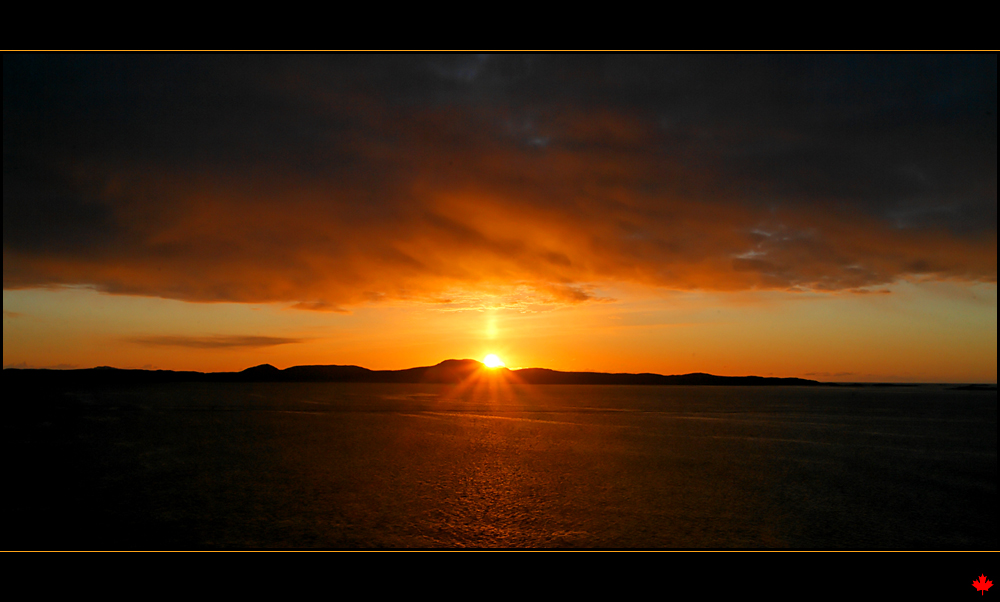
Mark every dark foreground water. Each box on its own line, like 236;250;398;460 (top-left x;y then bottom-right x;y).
8;382;996;549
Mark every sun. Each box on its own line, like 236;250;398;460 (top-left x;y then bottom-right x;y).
483;354;506;368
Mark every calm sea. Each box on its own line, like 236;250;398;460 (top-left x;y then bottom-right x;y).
11;382;997;549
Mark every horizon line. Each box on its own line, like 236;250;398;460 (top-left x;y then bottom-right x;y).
3;359;996;386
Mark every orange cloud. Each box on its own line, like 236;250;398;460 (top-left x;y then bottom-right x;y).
5;56;995;310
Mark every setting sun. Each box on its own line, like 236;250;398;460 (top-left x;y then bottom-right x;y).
483;354;505;368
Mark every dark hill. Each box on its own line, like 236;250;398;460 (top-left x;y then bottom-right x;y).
419;359;507;383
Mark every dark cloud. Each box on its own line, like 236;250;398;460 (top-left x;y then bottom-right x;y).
127;335;303;349
4;54;995;306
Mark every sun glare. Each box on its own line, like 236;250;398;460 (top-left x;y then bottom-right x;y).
483;354;505;368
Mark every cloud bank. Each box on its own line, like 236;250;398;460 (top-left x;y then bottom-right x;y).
4;55;995;308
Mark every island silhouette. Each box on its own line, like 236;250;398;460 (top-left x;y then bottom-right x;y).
5;359;823;386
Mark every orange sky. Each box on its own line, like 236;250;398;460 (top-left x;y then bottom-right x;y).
4;54;996;382
5;280;995;382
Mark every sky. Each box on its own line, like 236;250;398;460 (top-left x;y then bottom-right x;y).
3;53;996;382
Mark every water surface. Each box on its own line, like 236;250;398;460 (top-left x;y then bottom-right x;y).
11;383;996;549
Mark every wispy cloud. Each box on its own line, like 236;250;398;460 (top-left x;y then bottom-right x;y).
287;301;351;313
4;362;78;370
804;372;857;378
127;335;303;349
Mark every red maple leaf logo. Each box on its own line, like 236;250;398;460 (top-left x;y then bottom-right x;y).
973;574;993;595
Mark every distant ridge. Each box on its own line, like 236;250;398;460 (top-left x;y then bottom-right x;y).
4;359;824;387
511;368;820;386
